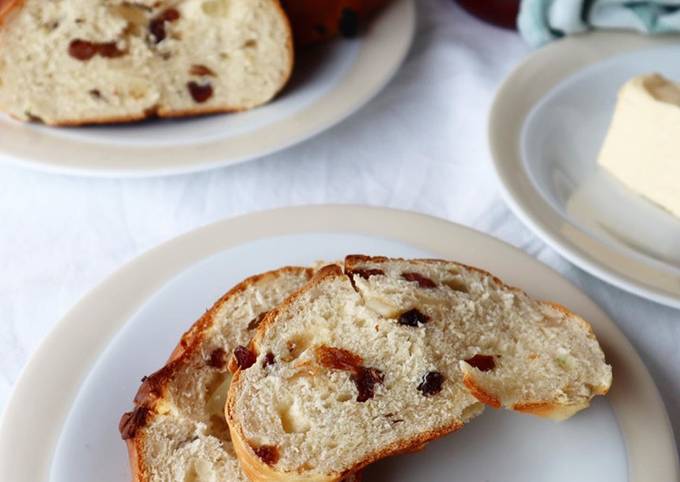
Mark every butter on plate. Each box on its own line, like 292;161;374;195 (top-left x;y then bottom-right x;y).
598;73;680;218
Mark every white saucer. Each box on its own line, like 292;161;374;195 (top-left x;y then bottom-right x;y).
0;0;414;177
0;206;676;481
490;32;680;309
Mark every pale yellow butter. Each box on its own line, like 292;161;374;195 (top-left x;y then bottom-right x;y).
598;73;680;218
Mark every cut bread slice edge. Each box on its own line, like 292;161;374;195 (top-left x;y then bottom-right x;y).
459;300;611;422
226;257;612;482
0;0;293;125
119;266;313;482
345;255;613;420
226;264;486;482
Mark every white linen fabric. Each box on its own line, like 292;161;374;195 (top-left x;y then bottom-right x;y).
0;0;678;453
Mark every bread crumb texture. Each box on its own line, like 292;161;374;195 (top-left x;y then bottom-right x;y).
228;256;612;479
123;268;311;482
0;0;292;124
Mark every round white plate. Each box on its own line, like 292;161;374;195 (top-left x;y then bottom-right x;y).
490;32;680;309
0;1;414;178
0;206;676;481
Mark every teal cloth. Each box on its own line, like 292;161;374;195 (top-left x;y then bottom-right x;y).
519;0;680;46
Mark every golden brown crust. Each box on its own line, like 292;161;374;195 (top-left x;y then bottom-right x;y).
543;301;597;337
0;0;22;26
44;112;152;127
345;422;462;473
513;401;559;416
122;436;148;482
228;400;462;482
119;266;312;482
512;401;592;421
462;374;501;409
42;98;265;127
465;375;608;421
346;255;508;288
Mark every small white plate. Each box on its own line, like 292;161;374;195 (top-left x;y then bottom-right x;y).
0;206;676;481
0;0;414;177
490;32;680;309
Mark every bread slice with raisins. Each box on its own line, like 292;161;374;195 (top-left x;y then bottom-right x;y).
0;0;292;125
119;267;313;482
226;256;612;482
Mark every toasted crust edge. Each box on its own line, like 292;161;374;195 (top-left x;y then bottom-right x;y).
229;413;463;482
119;266;313;482
0;0;294;127
0;0;21;26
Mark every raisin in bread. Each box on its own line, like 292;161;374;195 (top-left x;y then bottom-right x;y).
0;0;292;125
119;267;312;482
226;256;612;482
282;0;390;47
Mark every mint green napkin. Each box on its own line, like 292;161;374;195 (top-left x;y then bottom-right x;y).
519;0;680;47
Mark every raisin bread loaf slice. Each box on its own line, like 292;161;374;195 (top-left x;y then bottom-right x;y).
226;256;612;482
0;0;292;125
119;267;312;482
345;256;612;420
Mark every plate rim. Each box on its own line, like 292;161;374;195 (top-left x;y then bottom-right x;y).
0;205;677;481
0;0;415;178
489;31;680;309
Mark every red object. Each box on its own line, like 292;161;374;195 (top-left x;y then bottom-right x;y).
456;0;521;30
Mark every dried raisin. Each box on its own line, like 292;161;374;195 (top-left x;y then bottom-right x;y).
402;272;437;288
397;308;430;327
187;81;213;103
351;366;384;402
149;8;180;43
207;348;227;369
262;352;275;368
233;345;256;370
316;345;363;371
68;39;98;61
465;354;495;372
253;445;279;465
417;371;445;396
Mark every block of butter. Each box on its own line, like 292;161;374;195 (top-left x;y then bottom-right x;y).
598;73;680;218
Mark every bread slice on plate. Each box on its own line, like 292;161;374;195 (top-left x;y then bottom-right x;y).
0;0;292;125
226;256;612;482
119;266;312;482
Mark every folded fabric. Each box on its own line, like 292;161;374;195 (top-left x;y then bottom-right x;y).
519;0;680;47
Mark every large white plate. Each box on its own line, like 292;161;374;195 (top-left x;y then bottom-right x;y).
0;206;676;481
490;32;680;309
0;0;414;177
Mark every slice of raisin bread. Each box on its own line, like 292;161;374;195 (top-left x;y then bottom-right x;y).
226;256;612;482
119;267;312;482
0;0;292;125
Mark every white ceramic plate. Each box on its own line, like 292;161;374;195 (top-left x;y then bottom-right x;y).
0;1;414;178
0;206;676;481
490;32;680;309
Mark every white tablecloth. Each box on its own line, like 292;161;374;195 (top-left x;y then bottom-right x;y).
1;0;678;455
